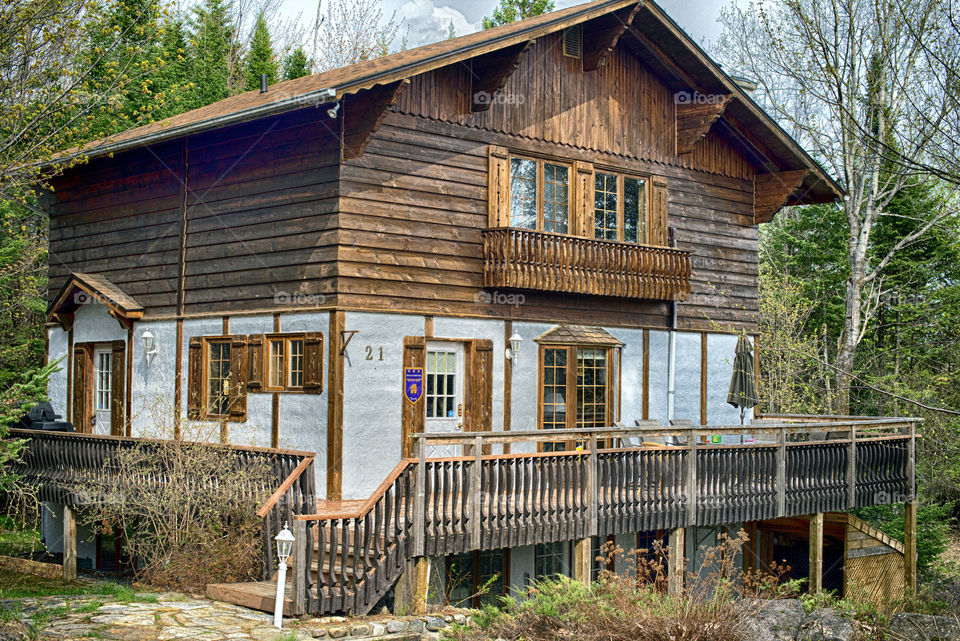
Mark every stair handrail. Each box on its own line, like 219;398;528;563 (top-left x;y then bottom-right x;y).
257;454;316;518
294;458;415;521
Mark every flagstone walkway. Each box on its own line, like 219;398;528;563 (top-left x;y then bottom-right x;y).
1;592;456;640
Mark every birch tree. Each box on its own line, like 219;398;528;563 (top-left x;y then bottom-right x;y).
717;0;958;412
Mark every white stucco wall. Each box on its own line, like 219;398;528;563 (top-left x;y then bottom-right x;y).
47;327;69;419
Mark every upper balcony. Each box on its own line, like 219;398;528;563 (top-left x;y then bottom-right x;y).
481;227;692;301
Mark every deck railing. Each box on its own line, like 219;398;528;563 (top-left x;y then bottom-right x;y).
481;227;692;300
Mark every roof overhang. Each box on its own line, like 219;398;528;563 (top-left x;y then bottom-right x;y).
48;273;144;331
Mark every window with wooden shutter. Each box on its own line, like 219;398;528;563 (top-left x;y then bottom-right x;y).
110;340;126;436
187;337;202;420
488;145;510;227
302;332;323;394
72;344;92;433
466;339;494;432
401;336;426;458
649;176;669;246
228;335;248;422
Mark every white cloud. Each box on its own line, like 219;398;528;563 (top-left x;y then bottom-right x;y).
399;0;482;48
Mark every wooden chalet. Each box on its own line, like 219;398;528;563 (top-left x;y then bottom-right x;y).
27;0;918;616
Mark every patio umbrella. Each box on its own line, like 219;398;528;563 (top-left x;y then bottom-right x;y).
727;335;759;425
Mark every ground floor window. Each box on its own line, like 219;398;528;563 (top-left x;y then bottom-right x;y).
446;549;507;607
534;541;569;580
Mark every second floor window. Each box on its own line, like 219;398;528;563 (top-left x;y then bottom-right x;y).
595;172;648;243
509;157;570;233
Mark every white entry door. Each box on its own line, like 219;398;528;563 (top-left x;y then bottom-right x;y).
425;342;465;458
93;347;112;436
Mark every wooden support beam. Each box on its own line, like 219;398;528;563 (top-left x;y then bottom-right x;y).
582;4;643;72
291;519;307;616
469;436;482;549
470;41;534;112
809;512;824;594
63;505;77;582
573;537;593;586
394;557;430;615
327;310;345;500
675;95;732;154
668;527;685;596
904;501;917;598
342;80;408;160
754;170;809;224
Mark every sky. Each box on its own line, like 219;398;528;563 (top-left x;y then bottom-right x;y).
275;0;734;52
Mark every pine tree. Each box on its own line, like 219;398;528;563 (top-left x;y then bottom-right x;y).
244;13;277;91
282;48;311;80
482;0;554;29
188;0;233;107
447;20;456;39
153;17;194;119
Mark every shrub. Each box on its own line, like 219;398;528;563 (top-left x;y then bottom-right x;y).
854;501;956;576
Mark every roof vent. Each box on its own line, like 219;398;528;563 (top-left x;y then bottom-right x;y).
563;25;582;59
260;74;268;94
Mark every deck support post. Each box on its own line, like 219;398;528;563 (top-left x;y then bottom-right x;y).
394;557;430;615
412;437;426;557
63;504;77;582
685;430;697;525
667;527;685;596
846;425;857;508
291;519;307;616
573;537;592;586
470;436;483;549
809;512;824;594
776;427;786;517
904;420;918;598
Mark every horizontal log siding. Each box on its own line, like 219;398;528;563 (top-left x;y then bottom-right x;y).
338;112;757;331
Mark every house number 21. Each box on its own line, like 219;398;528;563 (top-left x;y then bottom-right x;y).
365;346;384;361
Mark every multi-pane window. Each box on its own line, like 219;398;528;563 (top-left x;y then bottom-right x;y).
95;352;111;411
539;345;612;451
207;341;232;417
509;157;571;232
426;350;457;418
266;336;306;392
447;550;507;608
535;541;569;579
594;171;648;243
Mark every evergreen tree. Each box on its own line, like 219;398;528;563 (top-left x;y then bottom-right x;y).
153;17;194;119
281;48;311;80
482;0;554;29
188;0;233;108
244;13;277;91
447;19;456;39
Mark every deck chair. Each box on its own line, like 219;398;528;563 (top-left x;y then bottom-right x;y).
634;419;665;447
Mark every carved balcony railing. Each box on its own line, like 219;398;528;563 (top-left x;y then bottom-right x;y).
481;227;692;301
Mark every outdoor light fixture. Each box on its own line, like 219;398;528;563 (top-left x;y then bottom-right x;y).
505;332;523;365
273;523;295;629
142;330;158;366
326;102;340;119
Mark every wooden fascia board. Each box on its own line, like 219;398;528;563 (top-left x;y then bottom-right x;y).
46;277;143;328
341;80;409;160
675;94;732;154
470;40;535;113
582;4;644;72
754;170;809;224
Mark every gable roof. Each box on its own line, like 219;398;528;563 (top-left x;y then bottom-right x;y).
48;272;144;329
62;0;841;202
536;325;624;347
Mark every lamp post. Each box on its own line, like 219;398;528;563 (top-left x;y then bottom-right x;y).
273;523;295;629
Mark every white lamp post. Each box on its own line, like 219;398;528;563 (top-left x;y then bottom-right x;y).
273;523;295;629
505;332;523;366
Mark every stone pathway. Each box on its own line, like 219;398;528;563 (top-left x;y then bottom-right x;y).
0;592;465;640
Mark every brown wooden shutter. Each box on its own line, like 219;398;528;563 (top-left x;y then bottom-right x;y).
488;145;510;227
228;335;248;422
72;344;91;433
649;176;669;246
303;332;324;394
401;336;426;458
247;335;264;391
187;337;203;420
465;339;494;433
110;340;126;436
574;161;595;238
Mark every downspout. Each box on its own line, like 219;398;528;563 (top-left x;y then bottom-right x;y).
667;227;677;422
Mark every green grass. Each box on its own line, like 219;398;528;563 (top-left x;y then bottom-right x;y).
0;516;42;558
0;568;156;602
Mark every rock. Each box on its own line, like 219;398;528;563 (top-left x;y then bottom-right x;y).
369;623;385;636
453;613;467;625
745;599;805;641
888;613;960;641
443;615;454;623
385;620;408;633
797;608;857;641
425;616;446;631
408;619;425;633
0;621;29;641
309;629;327;638
350;623;372;636
326;626;349;639
422;633;442;641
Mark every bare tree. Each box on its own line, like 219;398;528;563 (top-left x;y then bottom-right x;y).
309;0;407;72
717;0;959;412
